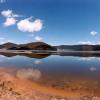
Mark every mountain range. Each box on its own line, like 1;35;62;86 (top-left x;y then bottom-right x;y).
0;42;100;51
57;45;100;51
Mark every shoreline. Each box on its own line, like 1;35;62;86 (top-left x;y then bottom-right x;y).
0;68;100;100
0;50;100;55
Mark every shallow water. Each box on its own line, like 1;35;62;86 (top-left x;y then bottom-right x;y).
0;52;100;96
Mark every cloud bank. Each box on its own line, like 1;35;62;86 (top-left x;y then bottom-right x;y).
78;41;92;45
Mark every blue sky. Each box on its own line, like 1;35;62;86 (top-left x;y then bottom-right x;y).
0;0;100;45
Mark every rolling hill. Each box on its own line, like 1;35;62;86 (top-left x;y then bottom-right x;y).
0;42;57;51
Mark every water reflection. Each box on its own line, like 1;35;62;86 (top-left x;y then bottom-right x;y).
16;68;42;81
89;67;97;72
34;60;43;65
0;52;50;59
60;52;100;57
0;52;100;96
1;52;100;59
78;57;100;61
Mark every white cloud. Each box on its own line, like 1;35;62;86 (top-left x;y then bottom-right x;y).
1;10;19;27
78;41;100;45
78;41;92;45
1;10;12;17
0;0;6;3
35;36;43;42
90;31;98;36
17;18;43;33
4;17;17;27
1;9;19;18
1;10;43;33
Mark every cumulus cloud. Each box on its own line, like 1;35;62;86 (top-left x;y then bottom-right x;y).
78;41;92;45
17;18;43;33
3;17;17;27
1;10;43;33
35;36;43;42
1;9;19;18
1;10;12;17
16;68;41;80
90;31;98;36
1;10;20;27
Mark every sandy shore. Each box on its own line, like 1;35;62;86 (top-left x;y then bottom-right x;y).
0;68;66;100
0;68;99;100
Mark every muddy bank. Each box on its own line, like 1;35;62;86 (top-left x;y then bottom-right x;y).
0;68;100;100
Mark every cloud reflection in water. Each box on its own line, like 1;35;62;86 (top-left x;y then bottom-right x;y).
89;67;97;72
78;57;100;61
16;68;42;80
34;60;43;65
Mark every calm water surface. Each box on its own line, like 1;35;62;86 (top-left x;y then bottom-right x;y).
0;53;100;95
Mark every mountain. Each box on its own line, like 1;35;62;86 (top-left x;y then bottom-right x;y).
57;45;100;51
0;42;57;50
0;42;18;49
19;42;57;50
1;42;100;51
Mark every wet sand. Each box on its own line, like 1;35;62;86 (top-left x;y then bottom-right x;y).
0;67;100;100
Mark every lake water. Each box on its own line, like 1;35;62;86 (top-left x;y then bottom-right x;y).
0;52;100;96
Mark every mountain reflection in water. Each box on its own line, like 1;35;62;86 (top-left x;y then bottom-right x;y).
0;52;50;59
1;52;100;58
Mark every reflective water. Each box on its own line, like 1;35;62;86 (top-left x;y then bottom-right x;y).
0;52;100;96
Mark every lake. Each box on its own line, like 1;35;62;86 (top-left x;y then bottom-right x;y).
0;52;100;96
